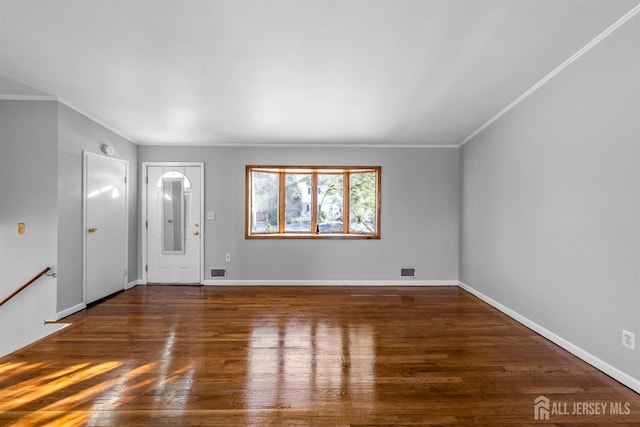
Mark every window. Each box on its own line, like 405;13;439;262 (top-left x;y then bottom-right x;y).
246;166;380;239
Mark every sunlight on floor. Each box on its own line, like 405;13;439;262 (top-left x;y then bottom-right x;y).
0;357;195;426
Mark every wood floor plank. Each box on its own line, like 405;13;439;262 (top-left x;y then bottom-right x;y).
1;285;639;425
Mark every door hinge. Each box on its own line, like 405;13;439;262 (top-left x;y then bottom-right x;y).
145;265;148;273
124;176;127;184
146;176;149;184
145;220;148;229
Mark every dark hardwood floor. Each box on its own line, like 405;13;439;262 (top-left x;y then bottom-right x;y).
1;285;639;426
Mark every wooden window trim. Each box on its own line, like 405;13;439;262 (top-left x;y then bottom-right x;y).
342;171;349;234
278;171;286;234
311;172;318;234
246;165;381;240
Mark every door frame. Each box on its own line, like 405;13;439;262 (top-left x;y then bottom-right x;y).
83;151;129;304
141;162;205;284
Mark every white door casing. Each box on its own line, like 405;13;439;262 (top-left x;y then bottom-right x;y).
144;163;203;284
84;152;128;304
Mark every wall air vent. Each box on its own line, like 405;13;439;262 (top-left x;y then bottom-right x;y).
210;268;226;279
400;267;416;278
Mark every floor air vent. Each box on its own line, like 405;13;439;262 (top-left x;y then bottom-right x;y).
400;268;416;278
210;268;226;278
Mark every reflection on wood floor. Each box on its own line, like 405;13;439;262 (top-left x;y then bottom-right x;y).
1;285;639;425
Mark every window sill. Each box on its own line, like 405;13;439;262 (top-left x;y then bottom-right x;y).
246;233;379;240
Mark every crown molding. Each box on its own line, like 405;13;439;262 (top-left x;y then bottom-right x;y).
0;94;137;144
0;94;58;101
136;141;459;149
459;3;640;147
2;96;457;148
57;98;137;144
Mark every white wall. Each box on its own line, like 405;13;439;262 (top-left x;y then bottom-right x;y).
461;13;640;382
139;146;459;283
0;100;61;356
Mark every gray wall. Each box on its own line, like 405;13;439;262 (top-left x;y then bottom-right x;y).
57;103;138;312
0;100;59;355
461;14;640;378
139;146;459;282
0;99;139;354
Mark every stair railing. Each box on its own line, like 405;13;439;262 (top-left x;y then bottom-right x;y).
0;267;55;309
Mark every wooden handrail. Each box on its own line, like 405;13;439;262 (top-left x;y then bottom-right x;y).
0;267;51;309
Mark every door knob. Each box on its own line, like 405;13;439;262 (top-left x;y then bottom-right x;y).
88;227;98;233
168;219;173;224
193;231;200;236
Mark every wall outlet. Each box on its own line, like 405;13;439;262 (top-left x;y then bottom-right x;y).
622;330;635;350
225;253;231;262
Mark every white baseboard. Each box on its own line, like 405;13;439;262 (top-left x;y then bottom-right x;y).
202;279;458;286
52;277;640;393
56;302;86;320
458;281;640;394
126;279;142;290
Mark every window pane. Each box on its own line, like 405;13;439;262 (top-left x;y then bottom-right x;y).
246;166;380;239
285;173;312;232
317;174;344;233
251;171;279;233
349;172;377;233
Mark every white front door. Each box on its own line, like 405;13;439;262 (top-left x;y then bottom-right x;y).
146;164;202;283
84;153;128;303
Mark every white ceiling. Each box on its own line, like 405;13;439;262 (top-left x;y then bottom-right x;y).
0;0;638;146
